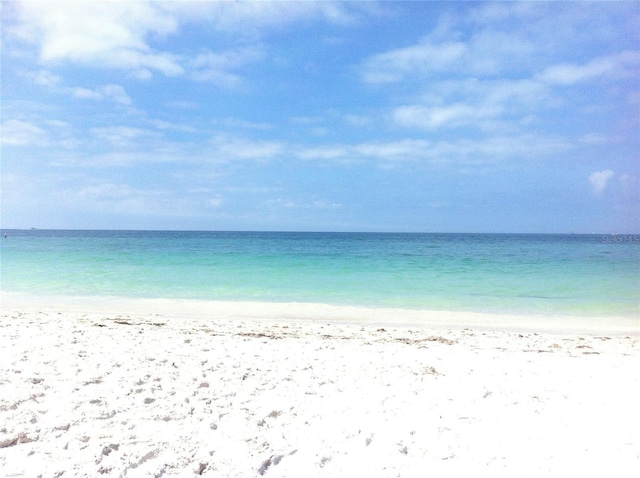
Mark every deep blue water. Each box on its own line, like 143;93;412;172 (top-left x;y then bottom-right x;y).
1;230;639;316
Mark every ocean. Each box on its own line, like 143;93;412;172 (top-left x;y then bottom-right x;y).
1;230;638;317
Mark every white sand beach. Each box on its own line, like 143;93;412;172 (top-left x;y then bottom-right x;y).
1;294;638;477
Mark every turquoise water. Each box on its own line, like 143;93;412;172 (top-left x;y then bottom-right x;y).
1;230;639;317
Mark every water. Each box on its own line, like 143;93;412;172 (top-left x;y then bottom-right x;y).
1;230;639;317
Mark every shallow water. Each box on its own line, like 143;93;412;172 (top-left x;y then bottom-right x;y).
1;230;638;316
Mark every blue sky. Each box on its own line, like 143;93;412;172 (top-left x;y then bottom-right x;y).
2;1;639;232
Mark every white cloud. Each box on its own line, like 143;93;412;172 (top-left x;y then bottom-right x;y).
6;0;370;82
10;0;182;76
352;139;431;162
1;119;49;146
359;3;639;90
389;78;550;133
90;126;158;148
414;78;548;110
125;51;184;78
392;103;501;130
69;85;131;105
189;46;265;86
539;51;640;85
360;40;467;83
30;69;60;86
71;87;102;101
359;14;540;84
208;134;284;162
297;146;351;161
67;183;159;215
190;68;243;88
267;197;342;210
467;2;639;68
69;84;131;105
297;134;572;167
588;170;615;195
297;139;434;163
56;180;203;219
100;85;132;105
355;4;640;150
212;117;272;131
163;1;366;32
47;120;70;128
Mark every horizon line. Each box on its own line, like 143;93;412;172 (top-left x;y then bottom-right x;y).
2;228;638;236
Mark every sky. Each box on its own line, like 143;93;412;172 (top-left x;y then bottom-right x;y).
1;0;639;233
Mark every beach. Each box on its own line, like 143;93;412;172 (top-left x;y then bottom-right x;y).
1;295;638;477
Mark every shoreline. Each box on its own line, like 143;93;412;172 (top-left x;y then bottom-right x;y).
1;294;639;477
1;291;638;336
